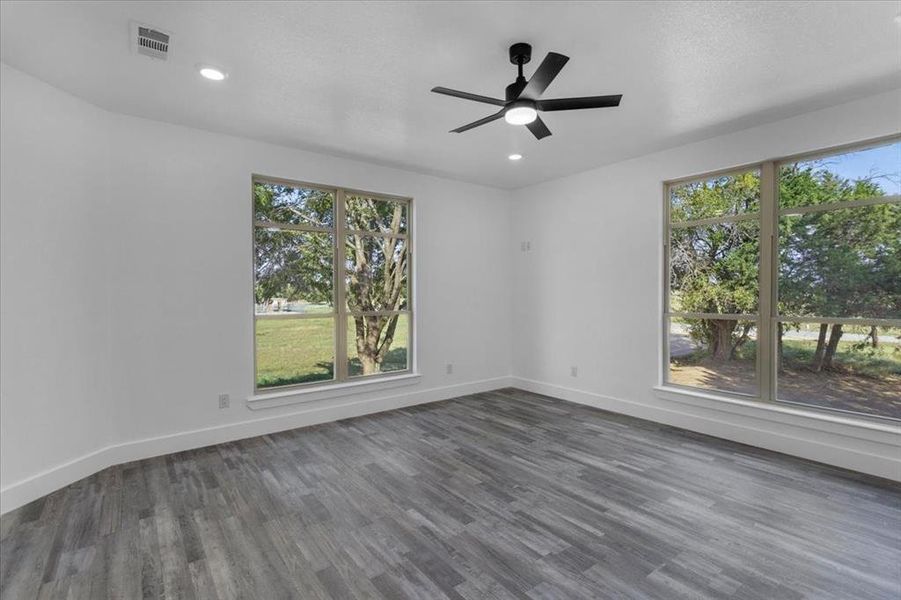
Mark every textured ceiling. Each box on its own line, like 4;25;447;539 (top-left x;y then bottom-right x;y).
1;1;900;189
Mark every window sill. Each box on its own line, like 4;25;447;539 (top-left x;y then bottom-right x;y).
653;385;901;443
247;373;421;410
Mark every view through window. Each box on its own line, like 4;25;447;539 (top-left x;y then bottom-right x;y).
254;178;411;390
665;138;900;420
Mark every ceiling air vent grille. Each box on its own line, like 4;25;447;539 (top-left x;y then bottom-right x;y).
132;23;170;60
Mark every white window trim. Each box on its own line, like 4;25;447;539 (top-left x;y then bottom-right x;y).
661;134;901;423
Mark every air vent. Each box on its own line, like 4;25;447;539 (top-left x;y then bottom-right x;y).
131;22;170;60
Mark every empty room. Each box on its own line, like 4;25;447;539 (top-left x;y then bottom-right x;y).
1;1;899;598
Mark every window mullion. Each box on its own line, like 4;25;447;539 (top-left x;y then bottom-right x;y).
335;189;349;382
758;161;777;403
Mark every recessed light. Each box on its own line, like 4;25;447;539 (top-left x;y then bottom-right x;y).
895;12;901;25
198;65;227;81
508;154;523;161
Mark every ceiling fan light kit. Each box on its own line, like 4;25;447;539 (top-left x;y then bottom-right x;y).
432;42;622;140
504;102;538;125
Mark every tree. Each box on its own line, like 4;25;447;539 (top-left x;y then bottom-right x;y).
778;166;899;371
254;184;333;307
345;197;408;374
254;185;408;376
670;172;759;359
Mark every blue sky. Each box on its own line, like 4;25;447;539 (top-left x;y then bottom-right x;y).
798;142;901;195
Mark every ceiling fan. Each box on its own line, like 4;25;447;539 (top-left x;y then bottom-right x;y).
431;42;622;140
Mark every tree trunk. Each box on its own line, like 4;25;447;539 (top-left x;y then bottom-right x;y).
359;353;379;375
811;323;829;372
355;315;385;375
822;323;843;370
777;321;784;373
730;322;752;359
709;320;734;360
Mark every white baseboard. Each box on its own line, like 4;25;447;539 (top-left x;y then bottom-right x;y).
511;377;901;482
5;375;896;515
0;376;513;515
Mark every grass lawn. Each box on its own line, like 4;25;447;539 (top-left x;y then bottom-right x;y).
780;338;900;378
255;316;409;388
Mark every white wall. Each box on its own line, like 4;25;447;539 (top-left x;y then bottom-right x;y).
101;107;514;446
511;89;901;480
0;65;114;492
0;63;514;512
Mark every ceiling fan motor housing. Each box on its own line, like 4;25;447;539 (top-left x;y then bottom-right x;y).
507;43;532;100
509;42;532;65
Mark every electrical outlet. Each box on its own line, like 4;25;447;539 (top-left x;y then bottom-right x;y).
446;363;454;375
218;394;230;409
570;366;578;377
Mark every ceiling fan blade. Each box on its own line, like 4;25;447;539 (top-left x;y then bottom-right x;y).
431;87;506;106
450;109;506;133
520;52;569;99
537;95;623;111
526;116;552;140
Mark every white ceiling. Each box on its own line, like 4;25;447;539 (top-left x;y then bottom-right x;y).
1;1;899;189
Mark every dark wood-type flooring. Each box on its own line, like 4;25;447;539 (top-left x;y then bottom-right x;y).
2;388;899;599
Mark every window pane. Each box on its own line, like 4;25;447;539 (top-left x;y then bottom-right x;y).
778;203;900;319
670;220;759;313
780;141;901;209
347;314;409;377
777;323;901;419
256;317;334;388
345;235;408;312
668;317;758;396
255;228;333;314
669;169;760;222
254;182;334;228
346;195;408;234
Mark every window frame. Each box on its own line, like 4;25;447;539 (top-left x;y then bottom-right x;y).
252;174;414;393
662;134;901;423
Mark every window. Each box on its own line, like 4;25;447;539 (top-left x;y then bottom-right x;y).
666;169;762;397
664;137;900;421
253;177;411;391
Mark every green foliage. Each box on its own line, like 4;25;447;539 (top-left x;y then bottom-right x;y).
254;228;333;305
670;219;759;315
254;184;335;305
254;184;333;227
670;172;760;350
346;195;408;234
778;167;899;319
670;171;759;222
670;172;760;317
671;153;900;361
254;185;409;375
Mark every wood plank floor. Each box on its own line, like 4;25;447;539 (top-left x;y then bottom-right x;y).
1;388;899;599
